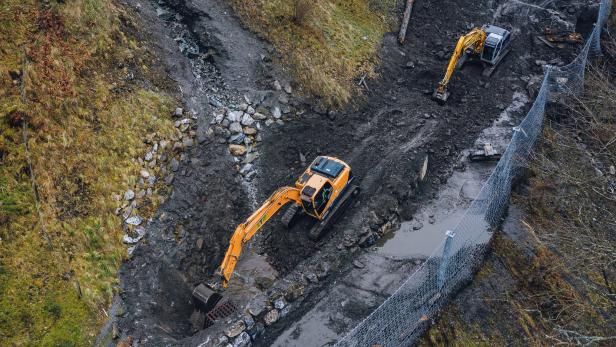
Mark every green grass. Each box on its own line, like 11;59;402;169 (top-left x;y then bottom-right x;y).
227;0;398;107
0;1;176;345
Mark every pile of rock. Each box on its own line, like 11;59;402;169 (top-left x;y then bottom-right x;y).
208;88;292;181
201;289;297;347
113;107;197;254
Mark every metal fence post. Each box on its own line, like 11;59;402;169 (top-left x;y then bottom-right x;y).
437;230;455;290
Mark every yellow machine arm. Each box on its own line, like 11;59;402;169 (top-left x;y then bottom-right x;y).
217;187;301;287
436;28;487;94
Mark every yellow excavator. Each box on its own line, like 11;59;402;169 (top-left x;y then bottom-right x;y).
433;24;511;103
192;156;359;314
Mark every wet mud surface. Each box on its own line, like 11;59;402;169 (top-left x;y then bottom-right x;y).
106;0;598;345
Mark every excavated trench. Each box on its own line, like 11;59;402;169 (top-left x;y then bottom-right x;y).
106;0;599;346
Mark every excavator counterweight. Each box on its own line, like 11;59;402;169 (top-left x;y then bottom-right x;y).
192;156;358;317
433;24;511;103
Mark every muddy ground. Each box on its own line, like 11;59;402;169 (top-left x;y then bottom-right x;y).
103;0;598;345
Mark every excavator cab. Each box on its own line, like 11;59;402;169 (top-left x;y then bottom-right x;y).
480;25;511;65
297;157;348;219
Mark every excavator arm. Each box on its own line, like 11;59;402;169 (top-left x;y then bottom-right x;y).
217;186;301;287
434;28;487;101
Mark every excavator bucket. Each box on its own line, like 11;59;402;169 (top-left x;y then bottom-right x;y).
192;283;222;313
432;89;450;103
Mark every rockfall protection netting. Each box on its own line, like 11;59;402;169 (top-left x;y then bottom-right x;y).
336;1;612;346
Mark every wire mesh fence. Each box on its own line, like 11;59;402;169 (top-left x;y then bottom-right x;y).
336;1;612;346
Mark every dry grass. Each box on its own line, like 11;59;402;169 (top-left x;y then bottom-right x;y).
0;1;175;345
227;0;398;107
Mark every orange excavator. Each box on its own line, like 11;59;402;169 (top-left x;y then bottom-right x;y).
192;156;359;313
433;24;511;103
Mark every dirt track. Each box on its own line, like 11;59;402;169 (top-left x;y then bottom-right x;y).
104;0;596;345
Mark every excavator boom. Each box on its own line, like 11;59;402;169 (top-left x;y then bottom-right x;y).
434;28;486;102
218;187;301;287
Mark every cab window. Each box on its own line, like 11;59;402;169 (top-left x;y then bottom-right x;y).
314;182;333;215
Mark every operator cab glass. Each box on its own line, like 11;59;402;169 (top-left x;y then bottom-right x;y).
300;182;334;218
314;182;333;215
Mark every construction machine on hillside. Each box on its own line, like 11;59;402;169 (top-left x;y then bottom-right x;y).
433;24;511;103
192;156;359;316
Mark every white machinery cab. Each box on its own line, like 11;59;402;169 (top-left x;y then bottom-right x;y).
480;25;511;65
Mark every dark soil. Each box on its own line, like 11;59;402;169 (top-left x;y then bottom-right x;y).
107;0;595;345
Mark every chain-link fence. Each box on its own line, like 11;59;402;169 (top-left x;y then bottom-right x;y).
336;1;612;345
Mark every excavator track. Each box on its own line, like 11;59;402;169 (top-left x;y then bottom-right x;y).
309;185;359;240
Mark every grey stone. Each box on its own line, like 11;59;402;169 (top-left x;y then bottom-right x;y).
278;94;289;104
610;165;615;175
140;169;150;178
271;106;282;119
284;84;292;94
241;114;255;126
209;96;224;108
229;133;246;145
246;106;255;115
224;320;246;338
245;171;257;181
124;190;135;201
243;315;255;330
240;164;253;175
243;152;259;164
233;332;250;347
182;138;194;148
305;272;318;283
263;309;279;326
112;322;120;340
228;110;244;123
252;112;267;120
165;174;174;184
156;8;173;21
147;175;156;186
171;158;180;172
125;215;142;226
173;107;183;116
247;295;267;317
144;152;153;161
229;122;243;133
285;282;305;301
265;119;274;126
239;103;249;111
358;232;377;248
353;260;365;269
247;322;265;341
273;80;282;91
214;113;224;123
123;234;140;244
273;298;286;310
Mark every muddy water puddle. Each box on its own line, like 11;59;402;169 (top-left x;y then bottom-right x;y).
377;91;527;259
377;164;491;258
